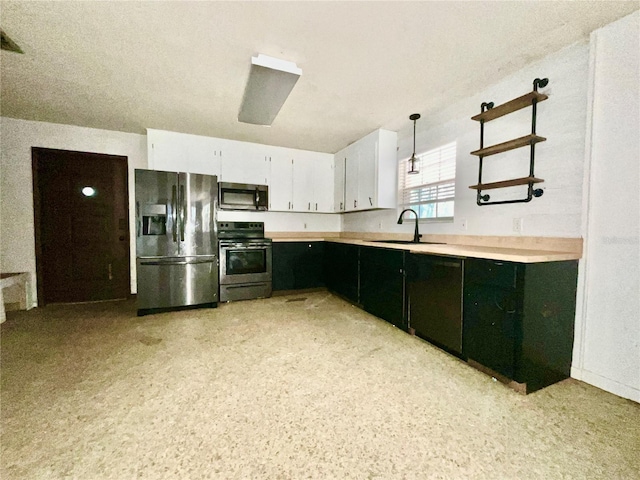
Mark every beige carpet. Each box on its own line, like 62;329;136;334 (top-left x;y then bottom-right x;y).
1;292;638;479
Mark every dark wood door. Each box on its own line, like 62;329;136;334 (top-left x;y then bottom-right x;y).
32;148;130;304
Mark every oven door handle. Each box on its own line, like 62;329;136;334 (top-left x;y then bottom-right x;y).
220;243;271;249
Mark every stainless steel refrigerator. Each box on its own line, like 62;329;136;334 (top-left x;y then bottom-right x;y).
135;169;218;314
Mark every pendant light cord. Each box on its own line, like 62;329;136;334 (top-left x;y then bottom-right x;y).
409;113;420;174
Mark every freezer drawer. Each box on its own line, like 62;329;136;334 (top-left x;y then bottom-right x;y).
136;256;218;311
220;282;272;302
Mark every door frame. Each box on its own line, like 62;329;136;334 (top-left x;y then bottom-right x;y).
31;147;131;306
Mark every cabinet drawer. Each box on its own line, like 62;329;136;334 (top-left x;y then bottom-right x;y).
465;258;518;289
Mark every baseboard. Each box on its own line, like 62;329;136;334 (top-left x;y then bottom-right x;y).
571;367;640;403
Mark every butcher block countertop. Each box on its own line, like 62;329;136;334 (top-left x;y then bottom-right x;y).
268;232;582;263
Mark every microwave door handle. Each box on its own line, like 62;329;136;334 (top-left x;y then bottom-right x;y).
255;188;260;209
180;185;186;242
171;185;177;242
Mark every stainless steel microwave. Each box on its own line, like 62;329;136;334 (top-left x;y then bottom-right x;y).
218;182;269;211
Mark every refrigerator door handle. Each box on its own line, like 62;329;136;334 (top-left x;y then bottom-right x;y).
135;201;141;237
180;184;186;242
171;185;178;242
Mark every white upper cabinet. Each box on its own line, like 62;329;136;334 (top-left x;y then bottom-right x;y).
147;129;270;185
334;155;346;213
292;151;334;213
269;151;294;211
271;150;335;213
147;128;339;214
292;152;314;212
338;129;398;212
221;141;269;186
147;129;224;176
313;156;335;213
343;144;359;211
188;134;223;177
148;129;222;176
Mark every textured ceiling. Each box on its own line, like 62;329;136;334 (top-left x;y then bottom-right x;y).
1;1;638;153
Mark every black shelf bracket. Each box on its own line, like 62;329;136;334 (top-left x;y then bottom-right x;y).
473;78;548;206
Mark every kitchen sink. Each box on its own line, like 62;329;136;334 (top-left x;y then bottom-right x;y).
370;240;445;245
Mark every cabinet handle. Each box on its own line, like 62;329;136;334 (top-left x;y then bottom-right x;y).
354;200;357;208
308;202;311;210
369;197;373;206
315;203;318;211
288;201;291;209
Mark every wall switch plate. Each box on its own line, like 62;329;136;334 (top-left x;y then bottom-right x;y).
513;218;523;234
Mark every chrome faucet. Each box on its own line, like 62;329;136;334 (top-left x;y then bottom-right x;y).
397;208;422;243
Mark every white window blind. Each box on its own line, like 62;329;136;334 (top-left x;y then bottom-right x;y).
398;141;456;219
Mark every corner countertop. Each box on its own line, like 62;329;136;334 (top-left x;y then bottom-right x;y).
269;233;582;263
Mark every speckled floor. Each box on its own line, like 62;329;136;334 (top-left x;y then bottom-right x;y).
1;291;639;479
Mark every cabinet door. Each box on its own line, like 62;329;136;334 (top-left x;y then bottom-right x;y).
292;154;314;212
360;247;406;330
147;129;189;171
296;242;325;289
324;242;359;303
221;142;269;185
463;284;517;378
313;157;335;213
269;155;293;211
272;242;298;291
187;134;222;177
334;155;346;213
357;137;377;211
274;242;325;291
407;254;463;354
344;147;359;212
463;259;519;378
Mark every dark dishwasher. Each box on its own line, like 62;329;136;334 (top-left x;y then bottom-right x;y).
407;254;463;355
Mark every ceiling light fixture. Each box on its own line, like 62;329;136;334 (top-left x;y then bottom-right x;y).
408;113;421;175
238;54;302;126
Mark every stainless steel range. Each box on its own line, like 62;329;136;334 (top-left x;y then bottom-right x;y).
218;221;272;302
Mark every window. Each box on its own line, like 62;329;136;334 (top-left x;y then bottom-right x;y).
398;141;456;220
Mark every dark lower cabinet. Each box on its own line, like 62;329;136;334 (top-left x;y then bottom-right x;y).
463;258;578;393
407;254;464;354
324;242;359;303
360;246;406;330
272;242;325;291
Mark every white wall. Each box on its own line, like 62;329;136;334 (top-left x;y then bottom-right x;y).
572;12;639;402
344;41;590;238
0;118;147;303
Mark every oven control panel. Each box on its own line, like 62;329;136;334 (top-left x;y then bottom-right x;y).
218;221;265;239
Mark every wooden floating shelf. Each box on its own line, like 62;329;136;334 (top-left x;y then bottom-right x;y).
469;176;544;191
470;134;546;157
472;91;548;122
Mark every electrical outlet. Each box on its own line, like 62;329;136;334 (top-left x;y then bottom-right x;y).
304;223;307;230
378;221;383;230
513;218;523;234
461;219;467;230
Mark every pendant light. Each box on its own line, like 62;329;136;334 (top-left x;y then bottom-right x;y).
408;113;420;175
